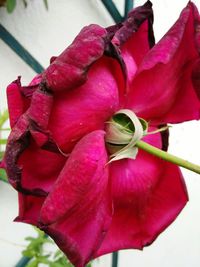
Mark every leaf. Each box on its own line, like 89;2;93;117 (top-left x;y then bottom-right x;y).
6;0;16;13
37;255;51;264
0;168;8;183
0;151;4;159
53;250;62;259
0;110;8;129
22;249;36;258
43;0;48;10
22;0;27;8
26;259;39;267
50;263;64;267
0;139;7;145
0;128;10;131
21;226;94;267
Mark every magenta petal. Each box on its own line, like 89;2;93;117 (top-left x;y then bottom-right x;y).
7;78;28;128
48;57;120;152
106;1;154;90
5;88;63;194
110;1;154;49
126;2;200;124
40;131;112;267
43;25;107;92
7;75;42;129
15;193;46;225
18;141;65;193
96;133;188;255
28;89;53;129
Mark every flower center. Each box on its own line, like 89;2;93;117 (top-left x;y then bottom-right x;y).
105;109;148;162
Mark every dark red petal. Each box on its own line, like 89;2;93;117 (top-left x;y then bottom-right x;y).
95;133;188;255
126;2;200;124
40;131;112;267
43;24;107;92
15;193;46;225
106;1;154;89
7;78;29;128
5;88;63;195
18;140;66;193
105;1;154;96
110;1;154;49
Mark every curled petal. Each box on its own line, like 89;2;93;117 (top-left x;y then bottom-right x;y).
110;1;154;49
28;88;53;129
43;25;107;92
96;132;188;255
7;78;29;128
5;88;63;195
126;2;200;124
40;131;112;267
107;1;154;89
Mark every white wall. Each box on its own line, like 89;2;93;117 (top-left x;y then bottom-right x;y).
0;0;200;266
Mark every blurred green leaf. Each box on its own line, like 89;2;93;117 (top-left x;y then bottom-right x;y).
21;227;94;267
0;168;7;182
25;259;39;267
43;0;48;10
0;151;4;159
6;0;16;13
22;0;27;7
0;139;7;145
0;110;8;129
1;128;10;131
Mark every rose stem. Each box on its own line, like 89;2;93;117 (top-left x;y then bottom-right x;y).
136;140;200;174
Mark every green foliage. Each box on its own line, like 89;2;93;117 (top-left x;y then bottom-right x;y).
6;0;16;13
0;110;8;129
22;227;93;267
0;109;9;183
0;168;7;182
43;0;48;10
4;0;48;13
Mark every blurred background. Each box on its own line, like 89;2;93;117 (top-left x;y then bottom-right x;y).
1;0;200;266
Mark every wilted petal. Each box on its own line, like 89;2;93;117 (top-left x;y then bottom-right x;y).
5;88;63;195
126;2;200;124
7;78;29;128
43;25;107;92
96;132;188;255
112;1;154;83
40;131;112;267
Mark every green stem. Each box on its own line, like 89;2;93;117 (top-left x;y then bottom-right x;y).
136;140;200;175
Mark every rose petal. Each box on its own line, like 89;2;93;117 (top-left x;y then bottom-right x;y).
96;132;188;255
105;1;154;95
48;56;120;152
126;2;200;124
110;1;154;49
43;24;107;92
40;130;112;267
7;78;29;128
113;1;154;83
18;140;66;193
5;89;62;195
15;193;46;225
